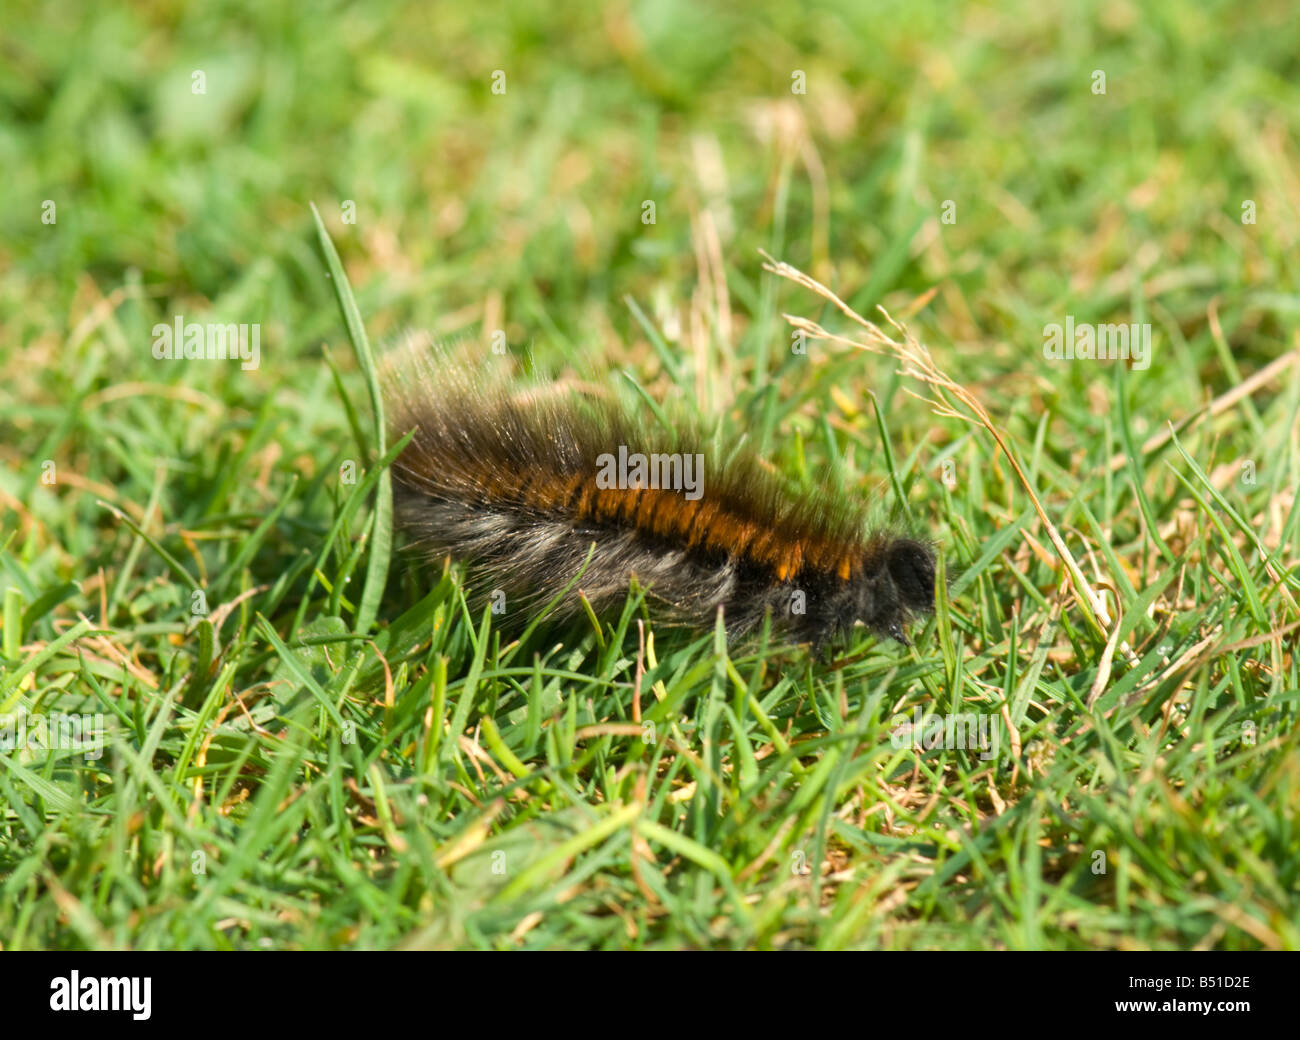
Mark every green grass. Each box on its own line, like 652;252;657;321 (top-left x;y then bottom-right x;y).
1;0;1298;949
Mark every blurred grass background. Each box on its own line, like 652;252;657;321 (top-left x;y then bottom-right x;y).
0;0;1297;949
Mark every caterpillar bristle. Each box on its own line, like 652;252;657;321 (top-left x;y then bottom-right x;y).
384;340;939;651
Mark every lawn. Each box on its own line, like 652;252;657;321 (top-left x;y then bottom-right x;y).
0;0;1297;949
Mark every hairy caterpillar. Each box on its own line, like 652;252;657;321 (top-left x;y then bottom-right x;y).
385;343;938;651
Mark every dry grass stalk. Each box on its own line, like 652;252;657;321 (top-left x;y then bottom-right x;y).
759;249;1113;638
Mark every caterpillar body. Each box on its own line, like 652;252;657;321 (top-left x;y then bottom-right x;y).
386;346;938;651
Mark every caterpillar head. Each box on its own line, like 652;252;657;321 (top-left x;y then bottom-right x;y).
857;537;938;645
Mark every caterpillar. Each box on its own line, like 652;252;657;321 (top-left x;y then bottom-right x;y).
385;341;939;652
